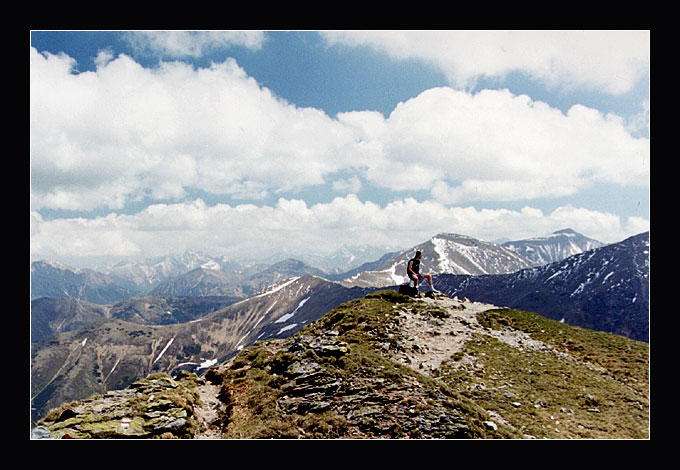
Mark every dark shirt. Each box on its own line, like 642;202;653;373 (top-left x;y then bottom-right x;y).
408;257;420;276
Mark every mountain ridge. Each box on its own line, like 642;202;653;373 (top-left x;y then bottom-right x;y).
30;275;373;424
502;228;605;265
436;231;649;342
337;232;537;288
34;291;649;439
30;229;649;428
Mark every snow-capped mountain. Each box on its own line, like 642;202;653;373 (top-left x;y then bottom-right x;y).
436;232;650;342
31;248;389;304
502;228;604;265
339;233;536;288
150;259;326;298
100;251;248;292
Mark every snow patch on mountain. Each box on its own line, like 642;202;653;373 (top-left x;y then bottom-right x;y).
275;297;310;324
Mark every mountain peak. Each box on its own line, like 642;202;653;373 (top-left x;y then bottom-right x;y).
502;229;604;265
433;232;475;241
552;228;577;235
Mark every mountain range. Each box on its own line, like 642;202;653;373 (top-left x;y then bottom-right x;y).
30;229;602;304
30;229;650;426
436;232;649;342
337;233;537;288
31;275;373;423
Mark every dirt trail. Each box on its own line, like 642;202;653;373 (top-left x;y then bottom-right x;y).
193;379;224;439
392;296;556;374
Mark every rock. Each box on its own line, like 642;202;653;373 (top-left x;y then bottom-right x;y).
36;373;199;439
484;421;498;431
31;426;52;439
309;336;349;357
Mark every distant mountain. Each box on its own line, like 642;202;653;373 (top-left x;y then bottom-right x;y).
339;233;536;288
436;232;650;342
30;260;137;304
30;275;372;423
31;253;331;303
300;244;397;275
30;297;109;343
326;251;400;281
107;294;241;325
30;294;241;343
150;259;326;298
150;267;244;297
99;251;248;292
502;228;604;265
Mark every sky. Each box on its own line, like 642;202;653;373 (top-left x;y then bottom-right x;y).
30;30;650;267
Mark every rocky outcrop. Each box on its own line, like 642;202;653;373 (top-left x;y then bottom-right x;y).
34;372;201;439
199;290;518;439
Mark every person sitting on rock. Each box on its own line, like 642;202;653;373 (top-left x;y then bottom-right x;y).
407;251;435;291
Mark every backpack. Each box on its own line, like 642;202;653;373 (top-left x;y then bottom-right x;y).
398;283;419;297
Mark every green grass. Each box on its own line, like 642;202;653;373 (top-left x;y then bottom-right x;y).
440;308;649;439
205;297;649;439
209;294;521;438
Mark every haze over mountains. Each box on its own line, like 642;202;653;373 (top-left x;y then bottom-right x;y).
31;229;604;304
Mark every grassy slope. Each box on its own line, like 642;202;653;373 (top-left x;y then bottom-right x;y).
206;292;649;439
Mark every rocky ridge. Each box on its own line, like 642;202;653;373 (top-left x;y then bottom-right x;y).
35;290;649;439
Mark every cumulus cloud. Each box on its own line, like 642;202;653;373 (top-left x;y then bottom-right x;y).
321;30;650;95
31;47;648;213
343;87;649;204
31;196;648;265
30;47;356;211
30;42;650;264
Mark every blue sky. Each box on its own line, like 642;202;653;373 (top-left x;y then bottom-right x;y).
30;31;650;266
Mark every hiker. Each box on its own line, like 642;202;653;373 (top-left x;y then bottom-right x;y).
407;250;434;291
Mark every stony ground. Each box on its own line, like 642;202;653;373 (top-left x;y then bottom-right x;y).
190;294;536;438
393;295;564;374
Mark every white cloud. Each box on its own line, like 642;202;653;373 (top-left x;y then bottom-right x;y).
122;31;266;58
31;47;648;215
31;197;647;265
332;176;362;194
30;48;356;211
30;43;650;265
345;87;649;204
321;30;649;95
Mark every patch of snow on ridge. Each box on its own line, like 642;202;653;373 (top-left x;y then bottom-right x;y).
255;277;300;298
153;337;175;364
198;358;217;370
277;323;298;335
432;237;473;274
275;297;310;323
389;261;407;285
201;260;221;270
434;237;478;274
